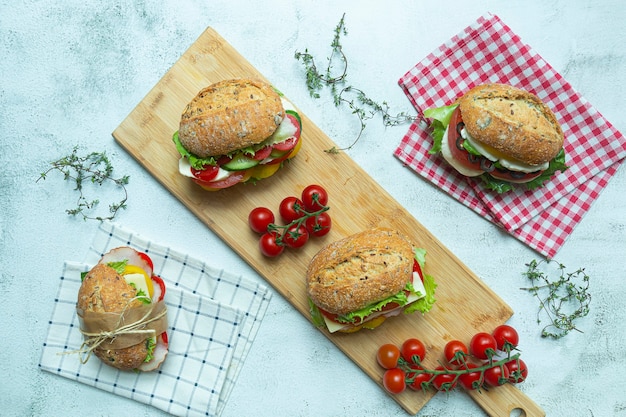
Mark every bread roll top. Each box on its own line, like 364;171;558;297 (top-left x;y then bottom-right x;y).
77;263;149;370
178;78;284;158
306;228;415;315
458;83;564;166
77;263;142;313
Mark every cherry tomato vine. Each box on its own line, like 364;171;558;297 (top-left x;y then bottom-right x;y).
248;184;332;257
377;324;527;395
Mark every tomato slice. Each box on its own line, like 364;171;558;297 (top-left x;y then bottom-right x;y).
413;259;424;283
193;171;246;189
266;136;301;165
216;155;233;166
488;167;543;183
272;135;298;153
270;113;302;153
191;164;220;182
252;145;273;161
446;107;484;174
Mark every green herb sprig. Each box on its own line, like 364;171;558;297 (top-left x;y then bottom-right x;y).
294;13;415;153
38;146;129;221
521;259;591;339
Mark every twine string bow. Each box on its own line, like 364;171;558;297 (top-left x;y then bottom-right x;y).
61;297;167;364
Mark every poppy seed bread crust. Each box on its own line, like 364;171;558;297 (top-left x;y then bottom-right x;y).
306;228;415;316
178;78;284;158
458;83;564;166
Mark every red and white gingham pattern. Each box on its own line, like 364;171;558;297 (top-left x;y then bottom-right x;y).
395;14;626;258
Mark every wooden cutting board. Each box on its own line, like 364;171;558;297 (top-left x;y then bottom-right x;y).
113;27;544;416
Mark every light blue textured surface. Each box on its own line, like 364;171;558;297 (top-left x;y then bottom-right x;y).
1;1;625;416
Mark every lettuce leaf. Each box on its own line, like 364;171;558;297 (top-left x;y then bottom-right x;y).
106;260;127;274
308;298;326;328
423;104;459;154
404;272;437;315
336;287;411;324
172;131;218;169
144;337;156;363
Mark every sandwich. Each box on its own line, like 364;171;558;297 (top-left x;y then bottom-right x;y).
173;78;303;191
424;83;568;193
77;247;168;371
306;228;436;333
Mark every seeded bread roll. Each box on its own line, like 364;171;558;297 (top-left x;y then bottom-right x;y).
458;83;564;166
178;78;284;158
306;228;415;316
77;263;148;370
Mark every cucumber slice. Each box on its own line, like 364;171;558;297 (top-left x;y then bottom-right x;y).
221;153;259;171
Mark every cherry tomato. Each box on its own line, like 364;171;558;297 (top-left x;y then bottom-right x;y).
408;370;432;391
492;324;520;353
458;363;482;391
432;366;457;392
278;196;305;223
282;224;309;248
191;164;220;182
470;332;498;360
400;338;426;364
483;364;510;387
376;344;400;369
259;232;284;257
305;212;332;237
383;368;406;394
248;207;275;234
505;358;528;384
444;340;469;366
247;207;272;231
301;184;329;212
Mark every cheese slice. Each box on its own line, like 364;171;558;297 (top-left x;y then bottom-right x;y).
323;271;427;333
124;273;152;301
462;127;548;173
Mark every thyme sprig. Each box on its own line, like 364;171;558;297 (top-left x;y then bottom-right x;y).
294;13;415;153
520;259;591;339
38;146;129;221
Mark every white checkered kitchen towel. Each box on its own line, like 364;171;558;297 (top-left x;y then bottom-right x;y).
39;222;272;417
395;13;626;258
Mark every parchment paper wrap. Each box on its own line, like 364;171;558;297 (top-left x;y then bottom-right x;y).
77;300;168;350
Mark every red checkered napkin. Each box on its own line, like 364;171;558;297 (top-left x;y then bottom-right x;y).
394;13;626;258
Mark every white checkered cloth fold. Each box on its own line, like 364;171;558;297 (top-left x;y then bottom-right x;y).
394;13;626;258
39;222;272;417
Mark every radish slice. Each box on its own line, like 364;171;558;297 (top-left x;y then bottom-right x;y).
98;246;153;277
138;333;169;372
98;247;168;371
